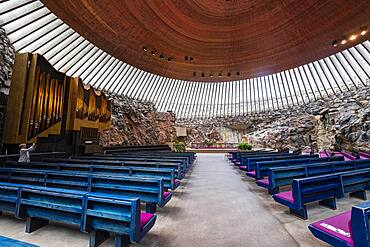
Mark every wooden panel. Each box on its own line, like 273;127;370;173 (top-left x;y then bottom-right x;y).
41;0;370;82
3;53;31;144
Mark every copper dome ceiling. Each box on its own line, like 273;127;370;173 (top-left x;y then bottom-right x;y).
41;0;370;82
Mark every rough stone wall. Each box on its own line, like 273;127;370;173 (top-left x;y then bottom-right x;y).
0;27;16;148
100;95;176;146
178;84;370;152
178;111;316;150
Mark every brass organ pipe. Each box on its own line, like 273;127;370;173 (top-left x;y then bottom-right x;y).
28;66;41;139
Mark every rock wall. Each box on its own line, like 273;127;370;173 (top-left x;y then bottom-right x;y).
0;27;15;150
100;95;176;146
178;84;370;152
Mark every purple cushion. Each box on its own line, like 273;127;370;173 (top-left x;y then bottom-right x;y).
140;212;155;230
343;156;352;161
359;152;370;159
163;191;171;200
319;151;329;158
245;170;256;176
310;211;353;246
274;191;294;203
334;152;354;161
174;179;180;186
342;152;356;160
257;178;269;185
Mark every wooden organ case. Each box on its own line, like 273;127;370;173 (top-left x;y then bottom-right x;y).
3;53;111;154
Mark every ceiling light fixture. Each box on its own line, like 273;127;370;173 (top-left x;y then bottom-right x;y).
210;74;214;77
332;40;338;47
349;34;357;41
151;51;156;56
142;46;148;52
360;27;368;36
340;39;347;45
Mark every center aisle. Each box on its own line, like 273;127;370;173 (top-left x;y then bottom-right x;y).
137;153;321;247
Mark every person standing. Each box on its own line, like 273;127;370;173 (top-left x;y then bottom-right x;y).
18;143;36;163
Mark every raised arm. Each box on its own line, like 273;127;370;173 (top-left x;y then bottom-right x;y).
25;143;36;152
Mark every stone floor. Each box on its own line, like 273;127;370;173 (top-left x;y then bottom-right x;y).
0;153;365;247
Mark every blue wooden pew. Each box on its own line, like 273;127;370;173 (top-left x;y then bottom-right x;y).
0;168;171;213
254;156;344;180
229;151;279;165
309;201;370;247
244;154;319;175
42;158;185;179
228;150;274;163
0;182;155;247
4;161;180;189
100;151;195;165
82;155;191;171
239;150;297;165
260;159;370;194
0;236;39;247
234;151;293;166
76;153;192;168
273;168;370;219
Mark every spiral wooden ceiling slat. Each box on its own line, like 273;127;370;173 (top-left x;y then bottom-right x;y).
41;0;370;82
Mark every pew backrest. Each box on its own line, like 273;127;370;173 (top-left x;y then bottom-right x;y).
292;174;342;206
42;159;184;178
3;161;178;188
0;182;149;243
0;168;169;207
268;159;370;194
246;154;318;171
255;156;344;179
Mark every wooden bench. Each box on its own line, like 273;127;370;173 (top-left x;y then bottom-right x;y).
273;168;370;219
0;168;171;213
103;151;196;164
229;151;282;165
262;159;370;194
42;158;186;179
309;201;370;247
4;161;180;189
234;151;293;167
94;155;196;172
78;152;193;167
254;156;344;180
89;155;191;171
0;182;156;247
244;154;319;174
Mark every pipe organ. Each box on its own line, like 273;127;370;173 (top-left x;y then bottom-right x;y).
3;53;111;147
